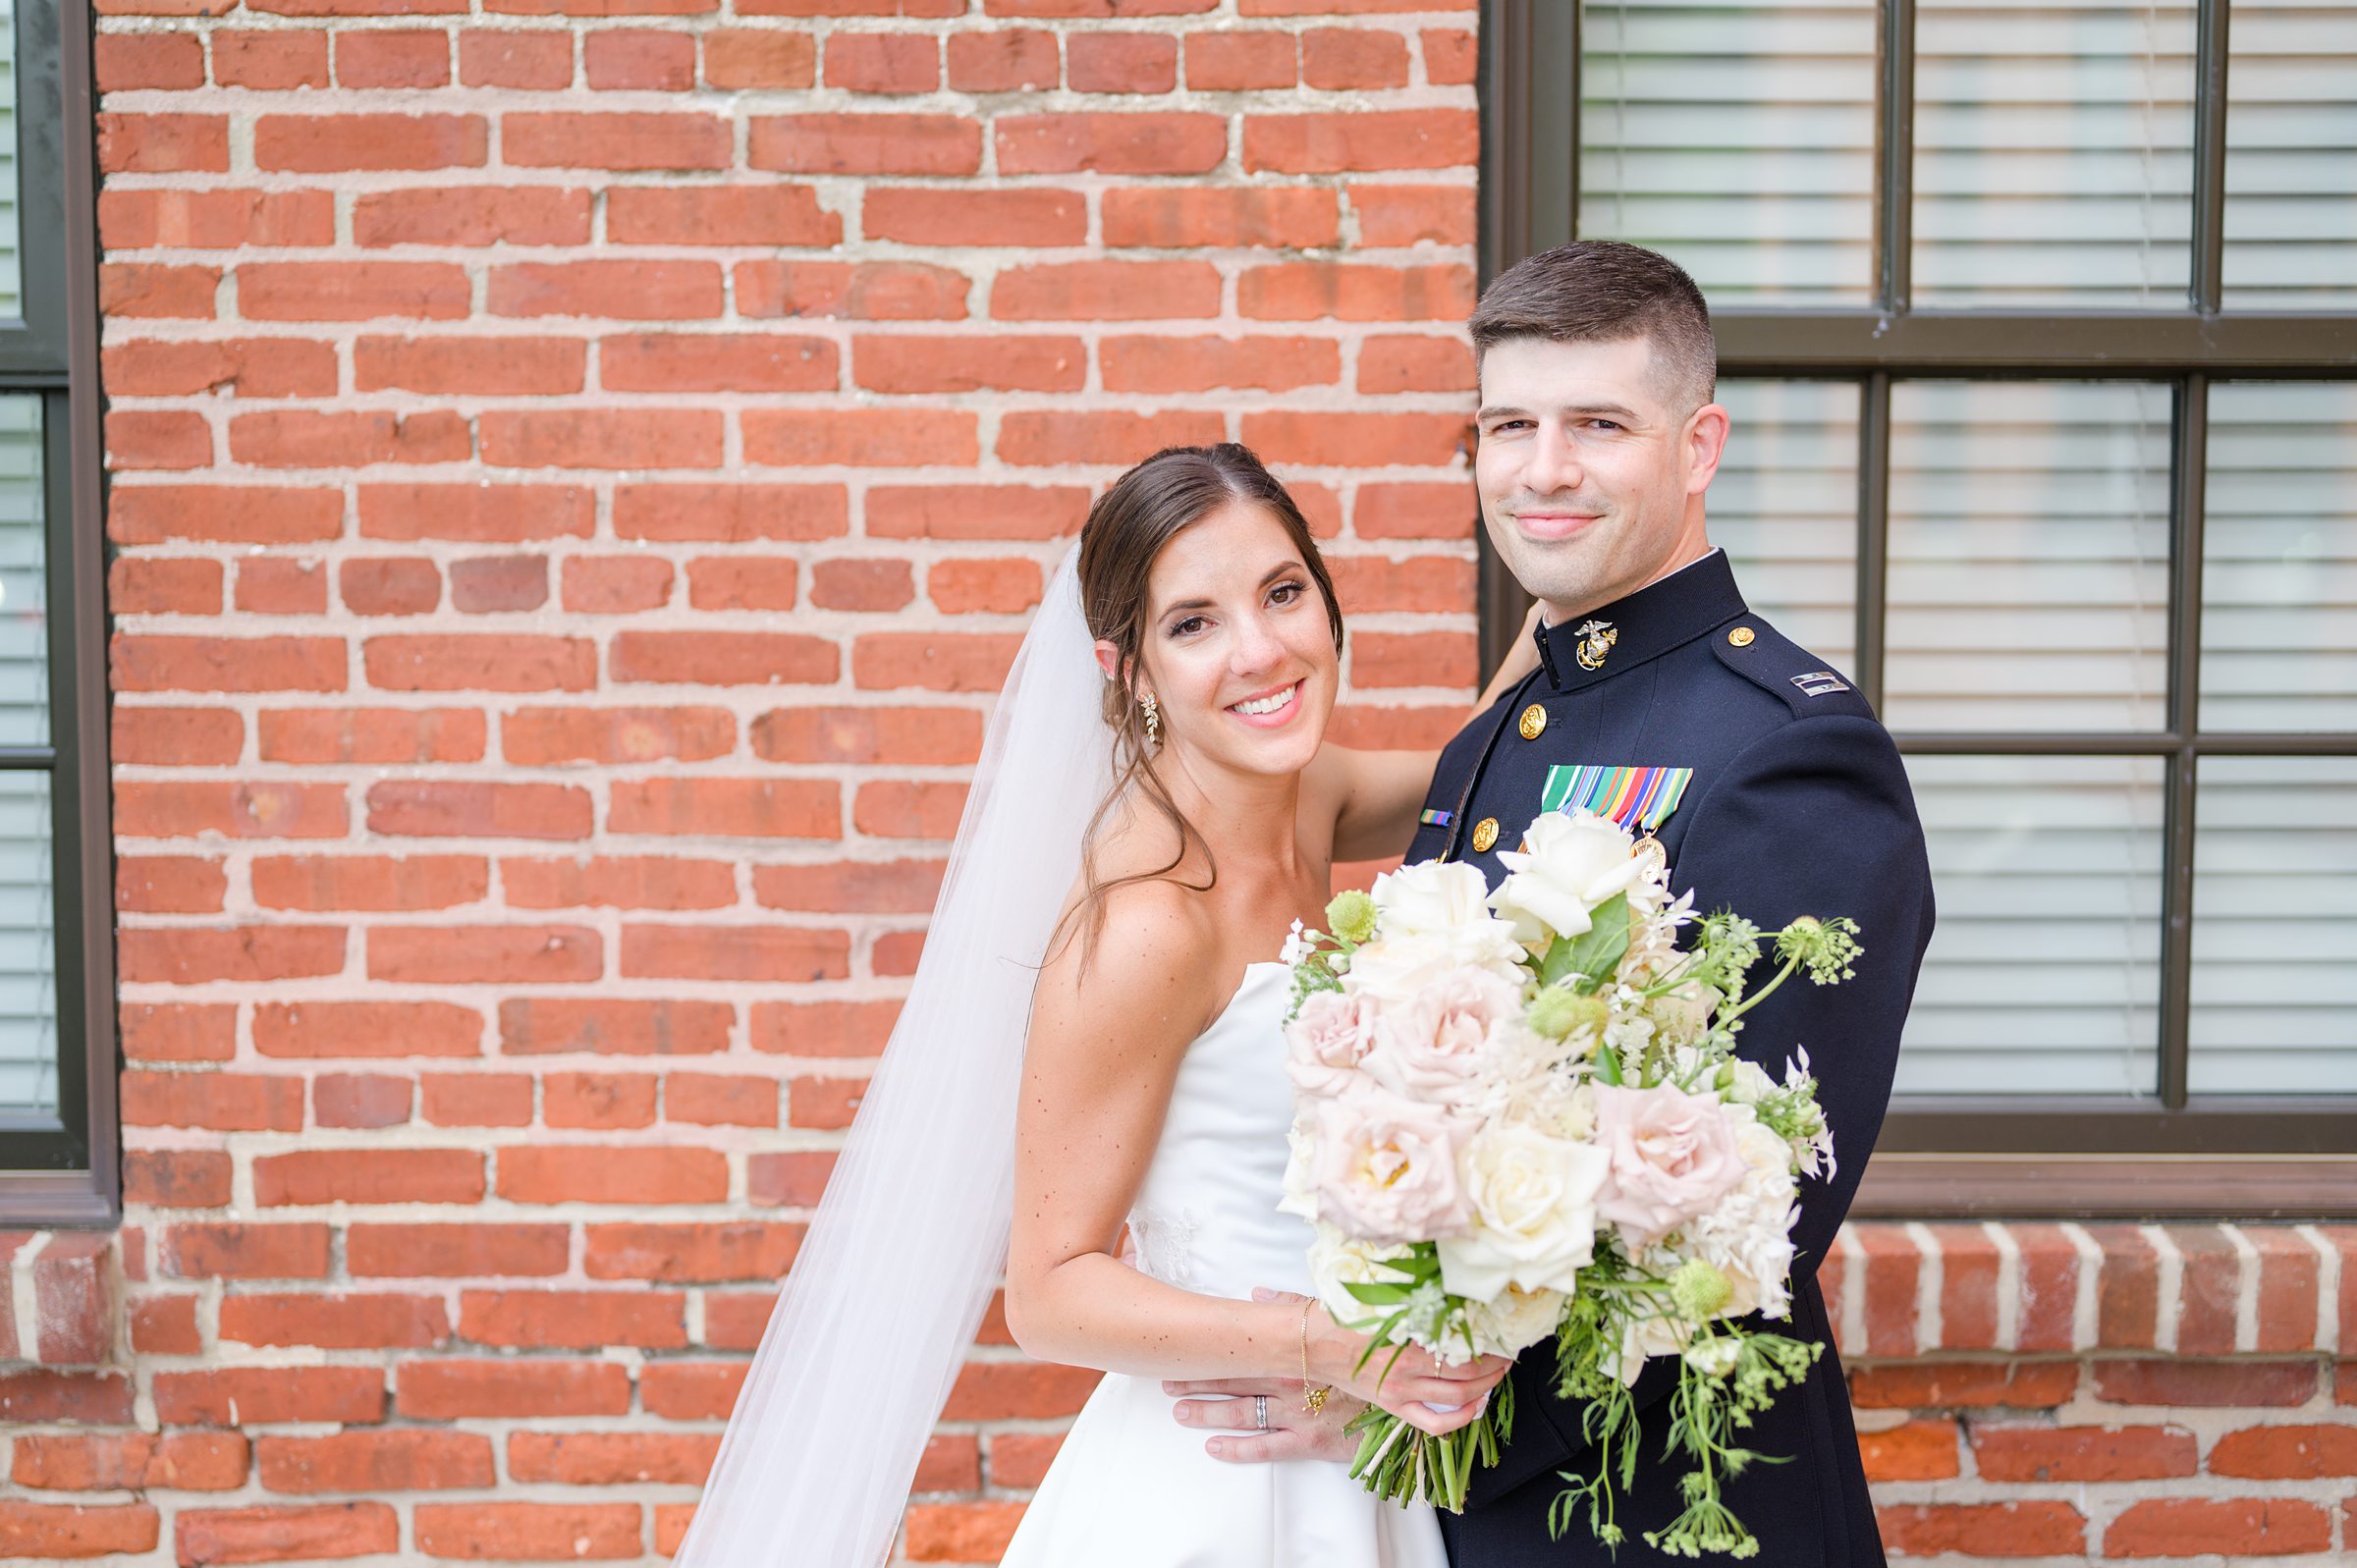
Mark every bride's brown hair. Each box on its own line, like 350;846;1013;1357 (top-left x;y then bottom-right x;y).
1057;443;1344;966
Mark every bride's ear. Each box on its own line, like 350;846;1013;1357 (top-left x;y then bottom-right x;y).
1093;639;1124;688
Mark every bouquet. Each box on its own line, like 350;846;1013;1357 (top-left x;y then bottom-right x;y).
1278;807;1860;1557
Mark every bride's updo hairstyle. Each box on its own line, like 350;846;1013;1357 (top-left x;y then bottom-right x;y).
1062;443;1343;963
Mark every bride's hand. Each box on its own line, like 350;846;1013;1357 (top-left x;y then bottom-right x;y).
1163;1376;1367;1464
1303;1301;1511;1438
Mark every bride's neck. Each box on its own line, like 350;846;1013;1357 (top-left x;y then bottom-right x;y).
1156;747;1304;878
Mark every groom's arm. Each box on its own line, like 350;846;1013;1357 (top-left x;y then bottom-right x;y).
1478;712;1935;1499
1673;712;1933;1277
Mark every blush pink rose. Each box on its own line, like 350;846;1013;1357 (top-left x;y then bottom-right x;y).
1589;1082;1749;1248
1359;964;1524;1109
1286;990;1381;1098
1312;1089;1475;1246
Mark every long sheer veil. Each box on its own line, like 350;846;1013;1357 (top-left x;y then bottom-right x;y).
671;545;1109;1567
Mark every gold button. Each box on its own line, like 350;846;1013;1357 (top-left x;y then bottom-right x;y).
1469;817;1500;853
1727;626;1756;647
1517;703;1547;740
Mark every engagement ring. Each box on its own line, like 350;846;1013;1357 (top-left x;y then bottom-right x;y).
1253;1395;1268;1431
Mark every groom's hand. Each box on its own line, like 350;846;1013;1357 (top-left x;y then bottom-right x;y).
1164;1374;1364;1464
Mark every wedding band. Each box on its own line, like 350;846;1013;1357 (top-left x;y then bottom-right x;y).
1254;1395;1268;1431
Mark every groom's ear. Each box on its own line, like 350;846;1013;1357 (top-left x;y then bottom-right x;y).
1682;403;1732;496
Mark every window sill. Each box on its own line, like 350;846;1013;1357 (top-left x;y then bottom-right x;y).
1856;1154;2357;1219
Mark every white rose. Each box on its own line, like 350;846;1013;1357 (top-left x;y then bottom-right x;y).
1463;1284;1566;1361
1724;1058;1778;1106
1435;1124;1610;1301
1489;810;1653;946
1371;860;1499;940
1306;1223;1415;1331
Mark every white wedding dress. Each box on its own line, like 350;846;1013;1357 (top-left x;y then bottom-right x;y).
998;961;1449;1568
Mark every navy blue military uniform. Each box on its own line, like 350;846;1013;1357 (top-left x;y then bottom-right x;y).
1413;550;1935;1568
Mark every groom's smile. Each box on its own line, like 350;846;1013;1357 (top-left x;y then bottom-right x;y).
1504;505;1606;545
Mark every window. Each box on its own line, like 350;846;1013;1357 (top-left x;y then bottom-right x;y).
0;0;115;1226
1480;0;2357;1213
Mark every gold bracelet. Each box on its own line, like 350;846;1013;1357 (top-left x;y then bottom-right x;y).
1298;1299;1331;1415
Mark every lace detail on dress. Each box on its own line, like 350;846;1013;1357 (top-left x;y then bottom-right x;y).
1127;1208;1201;1288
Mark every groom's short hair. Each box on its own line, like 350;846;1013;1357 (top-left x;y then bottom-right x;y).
1470;242;1717;414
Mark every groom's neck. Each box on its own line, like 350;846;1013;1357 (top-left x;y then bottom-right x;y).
1539;540;1718;627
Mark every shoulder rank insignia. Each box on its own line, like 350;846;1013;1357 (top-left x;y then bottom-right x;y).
1574;620;1617;671
1791;671;1850;697
1541;763;1694;835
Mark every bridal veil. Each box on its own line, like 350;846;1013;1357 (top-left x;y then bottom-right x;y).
673;546;1110;1567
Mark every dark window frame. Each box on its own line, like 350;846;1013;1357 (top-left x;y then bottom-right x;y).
1479;0;2357;1216
0;0;118;1227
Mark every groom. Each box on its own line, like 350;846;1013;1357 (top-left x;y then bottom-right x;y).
1201;242;1935;1565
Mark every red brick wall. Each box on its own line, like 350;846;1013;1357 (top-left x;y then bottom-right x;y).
7;1;2350;1563
65;0;1483;1561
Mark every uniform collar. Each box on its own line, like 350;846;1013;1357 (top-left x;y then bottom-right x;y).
1530;548;1746;691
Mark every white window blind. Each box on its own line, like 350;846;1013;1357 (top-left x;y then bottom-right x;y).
1897;754;2165;1095
0;0;17;319
2187;756;2357;1094
1579;0;1880;304
0;397;42;747
1884;381;2173;732
2200;381;2357;730
0;773;54;1118
1710;379;1861;671
0;398;48;1118
1913;0;2196;307
2222;2;2357;306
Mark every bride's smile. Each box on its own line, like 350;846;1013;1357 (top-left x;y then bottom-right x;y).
1228;679;1302;725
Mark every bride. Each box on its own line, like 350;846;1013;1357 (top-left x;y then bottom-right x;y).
674;445;1539;1567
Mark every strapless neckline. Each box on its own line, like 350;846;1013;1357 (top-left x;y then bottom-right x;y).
1208;960;1288;1029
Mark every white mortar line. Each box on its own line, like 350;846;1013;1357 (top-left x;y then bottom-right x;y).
1987;1218;2021;1353
2061;1221;2104;1352
2143;1223;2181;1354
10;1232;48;1364
2149;1217;2177;1348
2225;1222;2261;1354
1904;1219;1943;1353
2295;1222;2338;1355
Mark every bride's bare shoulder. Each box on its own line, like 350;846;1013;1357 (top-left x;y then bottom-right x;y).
1034;852;1221;1060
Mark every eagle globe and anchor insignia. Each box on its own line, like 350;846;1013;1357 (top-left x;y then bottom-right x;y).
1573;619;1618;671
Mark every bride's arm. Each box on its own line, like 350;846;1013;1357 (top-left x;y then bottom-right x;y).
1004;888;1503;1431
1311;600;1546;862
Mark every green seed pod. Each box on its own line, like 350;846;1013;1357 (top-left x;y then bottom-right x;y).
1324;889;1378;946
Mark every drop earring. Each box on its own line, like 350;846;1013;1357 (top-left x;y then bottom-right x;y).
1139;692;1161;748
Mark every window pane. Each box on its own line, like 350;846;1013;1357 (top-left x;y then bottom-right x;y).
2222;3;2357;306
2187;756;2357;1095
1711;379;1859;671
0;772;56;1118
0;396;44;746
2200;381;2357;730
1579;0;1879;304
0;0;18;317
1897;754;2165;1096
1883;381;2172;731
1913;0;2196;306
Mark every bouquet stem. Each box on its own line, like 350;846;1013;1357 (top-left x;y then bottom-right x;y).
1343;1375;1516;1514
